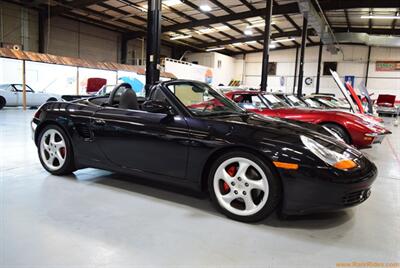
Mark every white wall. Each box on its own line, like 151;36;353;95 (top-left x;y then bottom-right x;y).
240;45;400;97
185;52;241;86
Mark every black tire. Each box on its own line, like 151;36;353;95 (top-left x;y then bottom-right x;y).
37;124;76;175
323;123;351;144
46;97;58;102
0;97;6;110
208;151;281;222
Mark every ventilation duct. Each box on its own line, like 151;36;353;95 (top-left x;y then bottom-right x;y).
334;32;400;47
297;0;339;54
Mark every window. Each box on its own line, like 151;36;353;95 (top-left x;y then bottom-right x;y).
262;94;288;109
268;62;277;75
323;62;337;75
13;84;34;92
287;95;307;107
233;94;267;109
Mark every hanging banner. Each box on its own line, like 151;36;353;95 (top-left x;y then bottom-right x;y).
376;61;400;72
344;75;355;87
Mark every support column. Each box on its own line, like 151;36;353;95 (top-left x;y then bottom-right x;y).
292;45;299;94
297;16;308;97
22;60;26;111
145;0;162;97
38;11;46;53
365;46;371;87
76;67;80;95
120;35;128;64
260;0;273;92
315;42;323;93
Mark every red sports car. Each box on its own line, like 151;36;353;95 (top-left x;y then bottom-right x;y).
225;90;391;148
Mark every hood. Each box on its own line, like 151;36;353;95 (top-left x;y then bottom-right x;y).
209;112;345;147
377;95;396;107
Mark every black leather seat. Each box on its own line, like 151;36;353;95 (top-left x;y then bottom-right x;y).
119;88;139;110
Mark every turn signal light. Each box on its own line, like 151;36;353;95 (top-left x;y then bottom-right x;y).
333;159;357;170
273;161;299;170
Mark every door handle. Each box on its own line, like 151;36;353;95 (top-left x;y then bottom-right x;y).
94;119;106;125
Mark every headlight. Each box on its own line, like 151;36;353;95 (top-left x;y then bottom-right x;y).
301;135;357;170
356;116;384;128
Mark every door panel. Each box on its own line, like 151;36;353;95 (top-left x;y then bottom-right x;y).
92;108;190;179
5;86;18;105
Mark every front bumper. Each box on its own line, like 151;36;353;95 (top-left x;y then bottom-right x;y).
376;106;399;115
365;131;391;145
279;160;377;215
31;118;39;142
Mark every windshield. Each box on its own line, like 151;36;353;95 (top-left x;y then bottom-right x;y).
315;98;337;108
167;81;245;116
286;95;307;107
304;98;324;108
261;94;289;109
96;85;115;96
232;94;268;109
316;96;349;108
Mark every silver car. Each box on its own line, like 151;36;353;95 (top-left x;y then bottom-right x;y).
0;84;61;110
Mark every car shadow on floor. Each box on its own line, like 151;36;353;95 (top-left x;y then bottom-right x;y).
69;169;353;230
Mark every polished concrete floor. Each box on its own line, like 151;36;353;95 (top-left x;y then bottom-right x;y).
1;108;399;268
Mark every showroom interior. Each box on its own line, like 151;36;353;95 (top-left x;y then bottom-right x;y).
0;0;399;267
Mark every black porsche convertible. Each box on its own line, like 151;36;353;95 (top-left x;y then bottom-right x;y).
32;80;377;222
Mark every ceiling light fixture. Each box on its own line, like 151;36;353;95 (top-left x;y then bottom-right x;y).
245;41;257;44
206;47;225;52
170;35;192;40
244;29;253;36
164;0;182;6
195;25;230;35
269;44;277;49
246;21;275;29
200;5;212;12
271;37;295;43
361;15;400;19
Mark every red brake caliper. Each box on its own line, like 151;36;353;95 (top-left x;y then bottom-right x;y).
222;165;237;193
59;147;66;158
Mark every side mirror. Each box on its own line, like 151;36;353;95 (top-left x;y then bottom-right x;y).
143;100;174;115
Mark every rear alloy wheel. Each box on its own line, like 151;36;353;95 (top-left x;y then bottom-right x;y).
209;152;281;222
323;123;351;144
0;97;6;110
38;125;75;175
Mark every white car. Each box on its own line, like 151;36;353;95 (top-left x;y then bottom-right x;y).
0;84;61;110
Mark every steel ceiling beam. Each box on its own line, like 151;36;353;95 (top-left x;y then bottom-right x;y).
344;9;351;30
159;3;300;33
226;43;323;56
49;0;109;16
318;0;400;10
197;30;315;48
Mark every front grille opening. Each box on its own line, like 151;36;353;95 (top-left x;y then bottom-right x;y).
342;188;371;205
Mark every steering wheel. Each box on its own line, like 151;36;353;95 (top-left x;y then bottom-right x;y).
202;102;215;112
107;83;132;106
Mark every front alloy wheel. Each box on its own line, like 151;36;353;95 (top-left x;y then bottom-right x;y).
38;125;75;175
209;152;281;222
